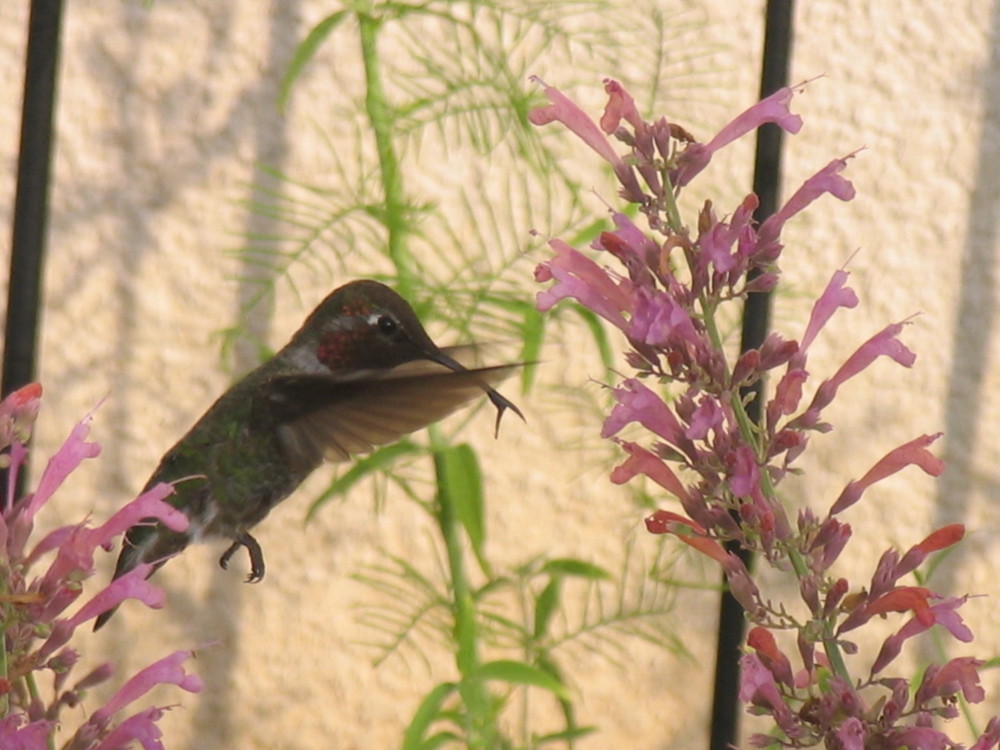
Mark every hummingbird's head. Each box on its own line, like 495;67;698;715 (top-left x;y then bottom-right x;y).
290;280;451;375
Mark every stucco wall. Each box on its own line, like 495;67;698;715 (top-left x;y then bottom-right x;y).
2;1;999;748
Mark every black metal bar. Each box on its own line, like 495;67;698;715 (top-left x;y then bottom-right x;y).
2;0;65;500
709;2;795;749
3;0;64;398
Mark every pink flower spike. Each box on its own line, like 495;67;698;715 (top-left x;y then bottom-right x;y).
92;650;202;725
529;76;624;167
831;434;944;515
800;270;859;354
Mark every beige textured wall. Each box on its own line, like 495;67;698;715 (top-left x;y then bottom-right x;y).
1;1;999;748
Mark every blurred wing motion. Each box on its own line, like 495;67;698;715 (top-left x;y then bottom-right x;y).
267;362;523;473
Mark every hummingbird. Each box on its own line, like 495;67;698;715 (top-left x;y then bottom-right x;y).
94;279;523;630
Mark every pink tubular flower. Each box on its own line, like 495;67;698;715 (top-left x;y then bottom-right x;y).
803;323;917;421
9;413;102;554
972;717;1000;750
529;76;644;200
0;715;55;750
895;524;964;578
628;286;702;352
917;657;985;705
834;717;865;750
644;509;729;561
600;78;644;133
0;382;42;453
610;441;696;510
91;707;167;750
800;269;859;354
863;586;935;625
871;596;972;673
747;626;794;687
529;76;623;166
831;434;944;515
534;239;633;330
602;379;688;448
757;155;857;249
739;653;799;737
673;84;805;187
91;650;203;725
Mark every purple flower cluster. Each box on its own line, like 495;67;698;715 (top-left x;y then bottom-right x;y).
531;78;999;748
0;384;201;749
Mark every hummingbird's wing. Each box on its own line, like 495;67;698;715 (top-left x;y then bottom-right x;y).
264;363;521;473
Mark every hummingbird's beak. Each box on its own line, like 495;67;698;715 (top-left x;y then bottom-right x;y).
427;349;525;435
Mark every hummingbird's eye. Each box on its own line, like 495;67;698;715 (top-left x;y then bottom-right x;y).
377;314;398;336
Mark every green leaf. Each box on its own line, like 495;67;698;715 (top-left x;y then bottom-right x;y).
439;444;489;576
416;732;463;750
278;10;351;112
541;558;612;580
573;307;615;372
306;439;422;520
467;660;571;701
533;578;561;638
402;681;458;750
519;306;545;391
534;726;599;746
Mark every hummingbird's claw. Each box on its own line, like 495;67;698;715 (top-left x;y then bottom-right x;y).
219;532;266;583
488;389;525;437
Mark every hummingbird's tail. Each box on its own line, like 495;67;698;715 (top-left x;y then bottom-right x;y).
93;521;190;631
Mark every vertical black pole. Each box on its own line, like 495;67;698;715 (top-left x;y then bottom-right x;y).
709;2;795;749
2;0;65;496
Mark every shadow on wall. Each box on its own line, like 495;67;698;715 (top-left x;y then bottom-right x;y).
931;0;1000;642
71;4;301;748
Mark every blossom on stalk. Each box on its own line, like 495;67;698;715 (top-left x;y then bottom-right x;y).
0;385;201;749
531;78;998;747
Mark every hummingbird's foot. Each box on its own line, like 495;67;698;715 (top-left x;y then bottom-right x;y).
219;532;266;583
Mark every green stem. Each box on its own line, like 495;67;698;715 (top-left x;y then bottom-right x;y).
357;10;415;297
822;632;850;684
661;171;683;234
431;426;497;748
0;606;7;717
702;302;853;685
358;12;497;741
23;672;56;750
